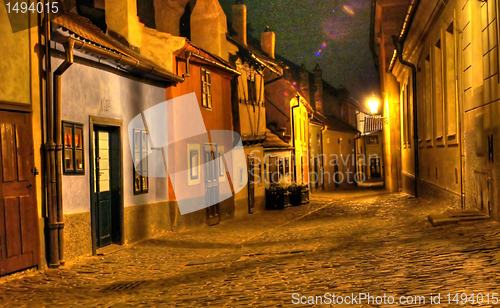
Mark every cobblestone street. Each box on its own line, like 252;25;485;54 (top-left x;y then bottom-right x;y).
0;190;499;307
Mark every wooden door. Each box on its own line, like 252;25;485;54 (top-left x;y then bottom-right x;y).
94;129;112;247
204;144;220;225
0;111;38;276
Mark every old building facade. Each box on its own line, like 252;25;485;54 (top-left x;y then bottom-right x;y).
374;0;499;219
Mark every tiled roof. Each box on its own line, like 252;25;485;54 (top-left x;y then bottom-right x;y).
51;12;183;83
263;129;293;149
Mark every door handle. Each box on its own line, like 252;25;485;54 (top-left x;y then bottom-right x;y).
26;183;32;189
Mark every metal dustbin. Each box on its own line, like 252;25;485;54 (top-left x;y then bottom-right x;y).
265;185;289;210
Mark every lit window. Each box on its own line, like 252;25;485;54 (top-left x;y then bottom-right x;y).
63;122;84;175
133;129;149;194
201;68;212;109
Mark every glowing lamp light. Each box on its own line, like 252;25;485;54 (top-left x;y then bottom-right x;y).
367;95;381;115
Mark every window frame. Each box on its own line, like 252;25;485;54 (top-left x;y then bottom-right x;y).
133;129;149;195
62;121;85;175
201;68;212;109
187;144;201;186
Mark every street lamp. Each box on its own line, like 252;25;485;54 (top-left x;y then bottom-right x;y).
366;95;381;115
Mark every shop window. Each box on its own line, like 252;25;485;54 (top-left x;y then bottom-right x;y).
63;122;84;175
201;68;212;109
133;129;149;194
285;157;290;176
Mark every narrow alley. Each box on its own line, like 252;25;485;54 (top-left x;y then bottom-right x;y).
1;191;498;306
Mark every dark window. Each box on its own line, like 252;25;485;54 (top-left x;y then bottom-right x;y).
63;122;85;175
133;129;149;194
201;68;212;109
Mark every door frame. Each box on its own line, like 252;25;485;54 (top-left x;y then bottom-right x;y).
89;116;124;255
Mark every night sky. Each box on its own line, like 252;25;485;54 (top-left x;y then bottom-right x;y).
219;0;379;102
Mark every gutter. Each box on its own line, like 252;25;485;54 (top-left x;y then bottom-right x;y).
190;52;241;76
65;37;184;83
291;95;301;182
392;0;421;197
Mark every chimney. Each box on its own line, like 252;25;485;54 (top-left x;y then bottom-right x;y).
190;0;229;59
261;26;276;59
105;0;143;48
232;0;247;45
154;0;191;36
313;64;324;113
299;64;309;97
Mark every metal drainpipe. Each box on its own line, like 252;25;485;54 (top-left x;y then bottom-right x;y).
393;36;419;197
43;9;60;268
52;40;74;265
320;123;327;190
291;95;300;182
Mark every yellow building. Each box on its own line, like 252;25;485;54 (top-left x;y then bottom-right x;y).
373;0;499;219
0;6;43;275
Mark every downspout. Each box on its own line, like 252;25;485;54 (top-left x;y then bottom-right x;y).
52;39;75;265
393;35;419;197
291;95;300;182
321;123;327;190
43;9;59;268
183;51;192;78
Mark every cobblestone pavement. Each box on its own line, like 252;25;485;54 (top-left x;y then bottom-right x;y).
1;190;499;307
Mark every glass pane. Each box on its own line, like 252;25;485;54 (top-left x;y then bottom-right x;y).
63;125;73;148
74;126;83;149
75;149;84;171
64;149;74;171
133;130;141;166
141;131;148;177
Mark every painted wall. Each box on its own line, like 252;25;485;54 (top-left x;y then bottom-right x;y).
55;53;172;259
165;57;236;224
0;5;30;104
388;0;499;220
309;123;325;191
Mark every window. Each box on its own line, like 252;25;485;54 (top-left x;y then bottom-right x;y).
269;156;278;184
201;68;212;109
63;122;84;175
218;147;225;181
367;135;379;144
133;129;149;194
445;22;458;139
247;74;257;104
136;0;156;28
433;39;444;141
187;144;201;185
424;54;433;143
285;157;290;176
